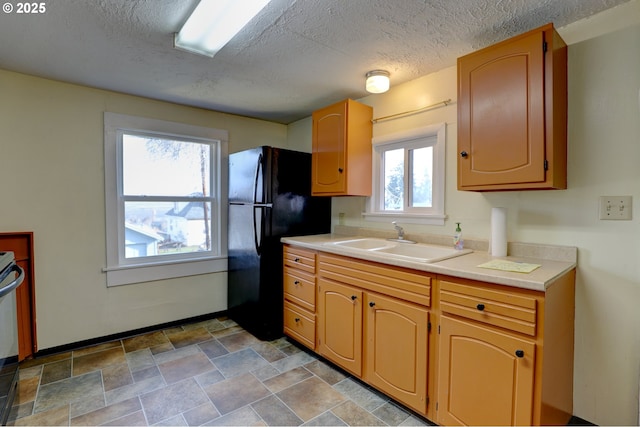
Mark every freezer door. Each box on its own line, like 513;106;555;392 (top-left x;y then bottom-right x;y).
228;147;266;203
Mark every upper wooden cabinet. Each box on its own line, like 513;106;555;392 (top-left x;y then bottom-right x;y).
312;99;373;196
457;23;567;191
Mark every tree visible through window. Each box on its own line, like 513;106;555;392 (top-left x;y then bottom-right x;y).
366;124;445;225
122;134;213;258
104;112;228;286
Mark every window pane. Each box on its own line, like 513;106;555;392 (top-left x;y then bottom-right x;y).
124;201;212;259
384;149;404;210
410;147;433;208
123;134;210;197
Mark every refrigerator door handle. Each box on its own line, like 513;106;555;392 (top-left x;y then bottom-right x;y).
253;153;263;205
253;205;267;256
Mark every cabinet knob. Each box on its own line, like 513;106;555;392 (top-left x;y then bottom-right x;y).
338;168;344;173
460;151;468;158
294;258;300;262
294;317;300;323
351;295;357;300
369;301;376;307
515;350;525;358
294;280;300;285
476;303;485;311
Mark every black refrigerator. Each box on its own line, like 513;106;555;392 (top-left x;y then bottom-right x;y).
227;146;331;340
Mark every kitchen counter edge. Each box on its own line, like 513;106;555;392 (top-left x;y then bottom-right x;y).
281;234;577;292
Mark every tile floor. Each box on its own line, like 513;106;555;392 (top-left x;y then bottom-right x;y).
8;316;433;426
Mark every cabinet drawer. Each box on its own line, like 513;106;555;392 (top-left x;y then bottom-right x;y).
439;280;537;336
318;253;431;306
284;301;315;350
284;267;315;312
283;245;316;275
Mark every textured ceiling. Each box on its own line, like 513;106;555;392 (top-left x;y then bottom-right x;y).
0;0;631;123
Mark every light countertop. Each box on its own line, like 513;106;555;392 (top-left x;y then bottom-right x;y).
281;234;577;292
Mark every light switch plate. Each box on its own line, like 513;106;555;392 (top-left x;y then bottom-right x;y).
599;196;632;220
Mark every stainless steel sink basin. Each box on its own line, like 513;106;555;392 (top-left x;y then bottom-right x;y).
327;238;471;263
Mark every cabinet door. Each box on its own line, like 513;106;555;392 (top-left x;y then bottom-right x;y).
458;30;545;188
312;102;346;194
364;292;428;414
317;278;362;376
438;315;535;426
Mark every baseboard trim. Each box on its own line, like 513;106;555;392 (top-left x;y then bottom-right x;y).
30;310;228;359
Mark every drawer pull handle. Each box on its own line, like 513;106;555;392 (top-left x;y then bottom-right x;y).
294;258;300;262
369;301;376;307
515;350;524;358
294;317;300;323
294;280;300;285
476;303;485;311
351;295;357;300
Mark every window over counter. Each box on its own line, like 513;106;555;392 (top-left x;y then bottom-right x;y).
365;123;446;225
103;112;228;287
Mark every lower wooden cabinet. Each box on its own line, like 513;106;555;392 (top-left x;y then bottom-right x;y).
282;244;575;426
317;278;363;376
437;315;535;426
316;253;432;414
364;292;428;413
436;274;575;426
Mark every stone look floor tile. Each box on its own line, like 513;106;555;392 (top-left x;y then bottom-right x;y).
216;330;261;352
252;394;304;426
167;327;213;349
331;400;386;426
140;378;209;424
262;366;313;393
158;352;215;384
72;347;127;376
198;339;229;359
123;331;170;353
212;347;269;378
10;316;435;427
72;341;122;358
204;372;271;415
34;371;103;413
102;362;134;392
276;376;347;422
11;404;70;426
41;359;72;385
70;396;141;426
13;376;39;405
182;401;220;426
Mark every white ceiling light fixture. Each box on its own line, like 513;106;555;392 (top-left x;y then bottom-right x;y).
365;70;390;94
174;0;271;58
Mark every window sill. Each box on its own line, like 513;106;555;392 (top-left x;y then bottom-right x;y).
362;211;446;226
103;256;227;287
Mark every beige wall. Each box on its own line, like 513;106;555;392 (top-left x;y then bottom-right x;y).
0;71;288;350
286;2;639;424
0;1;638;424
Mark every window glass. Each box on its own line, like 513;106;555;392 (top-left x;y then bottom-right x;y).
366;124;445;225
104;112;228;286
383;148;404;210
410;146;433;208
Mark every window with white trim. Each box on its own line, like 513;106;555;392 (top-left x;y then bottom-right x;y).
103;113;228;286
365;123;446;225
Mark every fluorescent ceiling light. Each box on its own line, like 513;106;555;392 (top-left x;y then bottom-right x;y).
175;0;271;58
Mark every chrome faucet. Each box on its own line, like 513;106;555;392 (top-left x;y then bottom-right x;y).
388;221;416;243
392;221;405;240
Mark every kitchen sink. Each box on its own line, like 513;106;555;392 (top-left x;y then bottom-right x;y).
327;238;471;263
329;238;394;250
373;243;471;262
